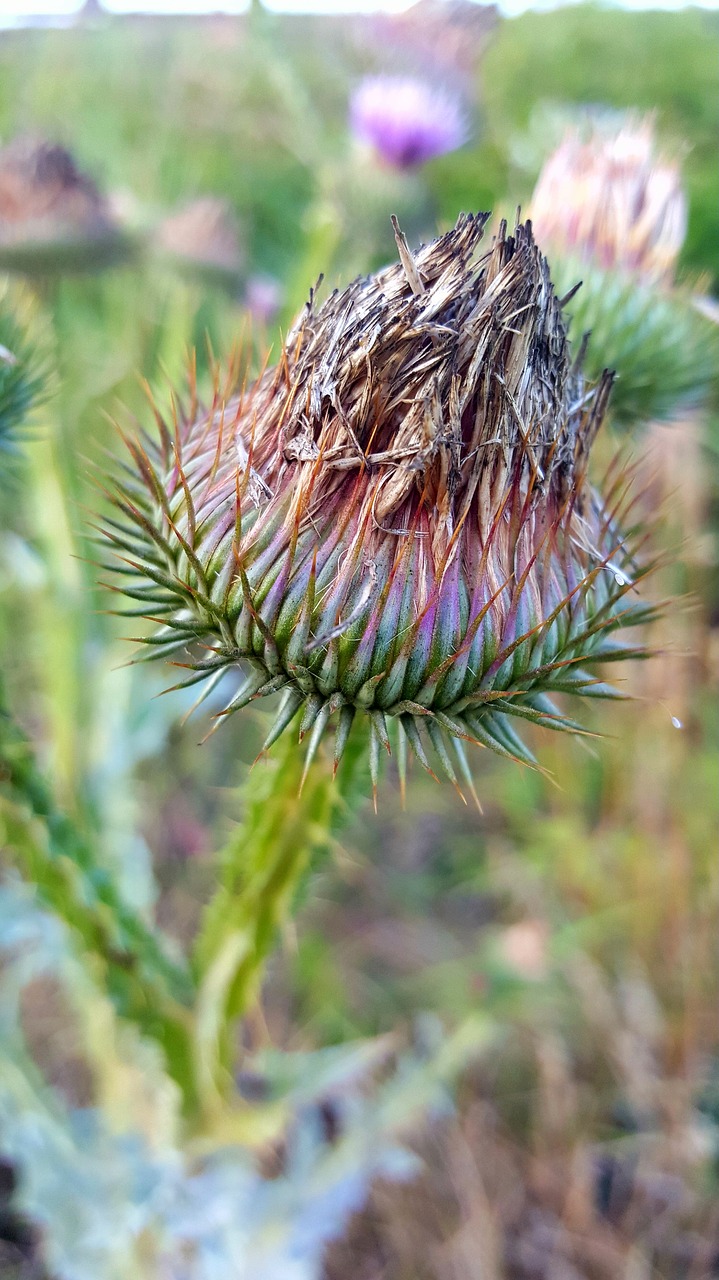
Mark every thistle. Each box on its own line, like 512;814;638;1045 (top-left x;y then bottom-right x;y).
0;137;130;276
531;118;686;285
244;274;283;327
104;214;657;803
349;77;467;170
530;118;716;426
376;1;495;80
0;284;47;486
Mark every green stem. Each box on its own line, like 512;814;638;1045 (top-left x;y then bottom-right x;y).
0;678;198;1104
191;726;367;1115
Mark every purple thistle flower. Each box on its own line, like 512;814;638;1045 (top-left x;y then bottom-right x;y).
244;274;283;327
349;76;467;170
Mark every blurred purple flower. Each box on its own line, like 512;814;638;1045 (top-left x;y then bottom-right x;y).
349;76;466;170
244;274;283;326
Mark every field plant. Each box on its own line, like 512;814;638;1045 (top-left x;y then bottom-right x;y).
0;7;717;1278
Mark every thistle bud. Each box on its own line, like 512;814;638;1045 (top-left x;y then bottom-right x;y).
243;275;283;327
106;215;657;801
0;137;130;276
530;119;716;426
531;118;686;285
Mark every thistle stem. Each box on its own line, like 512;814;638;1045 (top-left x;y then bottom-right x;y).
191;724;367;1116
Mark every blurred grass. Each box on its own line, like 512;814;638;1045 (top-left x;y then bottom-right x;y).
431;6;719;283
0;4;717;1273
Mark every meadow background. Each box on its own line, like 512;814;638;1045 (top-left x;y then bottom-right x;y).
0;3;718;1276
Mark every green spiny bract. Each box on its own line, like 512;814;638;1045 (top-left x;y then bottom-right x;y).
550;255;717;427
103;214;658;802
0;285;47;485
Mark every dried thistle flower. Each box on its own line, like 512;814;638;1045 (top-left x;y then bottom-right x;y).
0;138;129;275
104;215;657;803
530;118;716;426
530;118;686;286
349;77;467;170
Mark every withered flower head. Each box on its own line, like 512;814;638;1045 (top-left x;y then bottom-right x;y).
373;0;496;81
530;118;686;285
0;137;127;275
106;215;656;802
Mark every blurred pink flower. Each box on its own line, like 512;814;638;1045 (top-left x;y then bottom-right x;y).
531;119;687;285
156;197;243;278
499;920;549;981
349;76;466;170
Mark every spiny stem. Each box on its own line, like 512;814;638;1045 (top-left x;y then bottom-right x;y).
191;720;367;1116
0;676;198;1106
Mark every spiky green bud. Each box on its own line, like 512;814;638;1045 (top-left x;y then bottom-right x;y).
104;215;658;800
0;285;47;485
550;256;716;427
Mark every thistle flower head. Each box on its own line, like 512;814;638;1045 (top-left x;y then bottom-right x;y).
0;137;128;275
349;77;467;170
531;118;686;286
105;214;657;802
530;119;716;426
372;1;496;80
244;275;283;327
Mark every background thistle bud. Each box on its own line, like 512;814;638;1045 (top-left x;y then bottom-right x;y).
106;214;657;800
530;118;717;426
0;285;47;487
531;118;686;285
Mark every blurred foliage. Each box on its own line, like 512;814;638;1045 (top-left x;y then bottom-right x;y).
0;881;489;1280
0;5;717;1278
433;5;719;284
